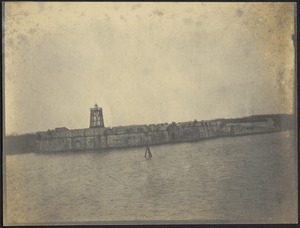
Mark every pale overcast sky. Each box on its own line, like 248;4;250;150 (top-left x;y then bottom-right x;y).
4;2;295;134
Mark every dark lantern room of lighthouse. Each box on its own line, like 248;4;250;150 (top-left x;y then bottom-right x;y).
90;104;104;128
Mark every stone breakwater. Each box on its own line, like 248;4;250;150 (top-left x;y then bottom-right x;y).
4;114;294;153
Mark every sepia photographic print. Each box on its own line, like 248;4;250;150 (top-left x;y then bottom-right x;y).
2;2;297;225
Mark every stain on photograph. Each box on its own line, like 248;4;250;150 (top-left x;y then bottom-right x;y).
3;2;297;225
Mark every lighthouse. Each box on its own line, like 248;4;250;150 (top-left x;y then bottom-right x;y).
89;104;104;128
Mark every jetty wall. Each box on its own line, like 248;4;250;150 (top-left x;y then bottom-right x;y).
4;114;293;154
35;117;280;152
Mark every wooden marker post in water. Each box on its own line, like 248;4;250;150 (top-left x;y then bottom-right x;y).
144;146;152;159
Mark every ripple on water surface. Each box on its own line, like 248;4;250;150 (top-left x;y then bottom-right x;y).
5;131;297;224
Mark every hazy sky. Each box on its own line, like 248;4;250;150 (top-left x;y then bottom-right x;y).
4;2;295;134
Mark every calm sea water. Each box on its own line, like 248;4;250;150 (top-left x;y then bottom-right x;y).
4;131;297;225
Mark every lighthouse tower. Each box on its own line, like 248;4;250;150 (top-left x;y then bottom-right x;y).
89;104;104;128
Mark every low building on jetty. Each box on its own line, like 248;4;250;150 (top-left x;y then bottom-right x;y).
4;104;294;154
